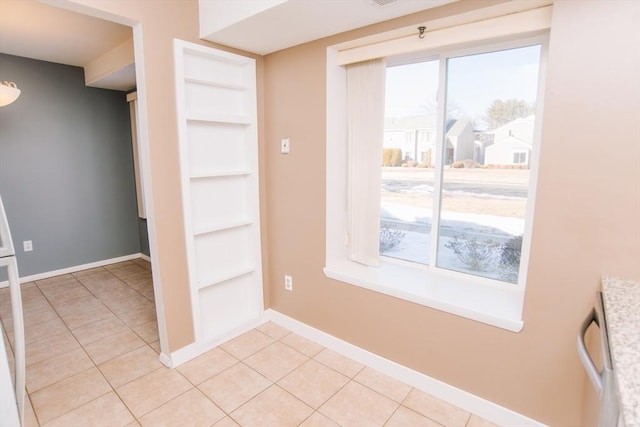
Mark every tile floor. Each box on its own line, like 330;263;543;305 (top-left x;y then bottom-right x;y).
0;259;499;427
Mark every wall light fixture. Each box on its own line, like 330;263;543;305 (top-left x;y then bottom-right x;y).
0;81;21;107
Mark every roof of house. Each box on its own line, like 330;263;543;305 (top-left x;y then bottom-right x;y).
445;117;472;139
486;135;532;149
488;114;535;135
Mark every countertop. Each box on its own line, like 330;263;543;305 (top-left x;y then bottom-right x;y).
601;275;640;427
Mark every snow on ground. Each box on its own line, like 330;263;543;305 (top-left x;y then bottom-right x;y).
381;230;507;282
380;203;522;282
396;184;524;200
381;203;524;236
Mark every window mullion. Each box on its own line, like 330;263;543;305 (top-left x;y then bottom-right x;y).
429;55;448;268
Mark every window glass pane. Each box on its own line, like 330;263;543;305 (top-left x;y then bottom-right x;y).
380;60;439;264
436;45;541;283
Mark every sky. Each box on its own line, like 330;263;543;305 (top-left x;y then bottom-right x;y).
385;44;542;128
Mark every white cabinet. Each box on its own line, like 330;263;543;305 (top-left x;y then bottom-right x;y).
173;40;263;345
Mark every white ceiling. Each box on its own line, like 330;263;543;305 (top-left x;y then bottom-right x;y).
0;0;457;91
0;0;135;91
200;0;458;55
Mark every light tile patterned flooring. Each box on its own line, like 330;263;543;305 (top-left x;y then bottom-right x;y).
0;259;498;427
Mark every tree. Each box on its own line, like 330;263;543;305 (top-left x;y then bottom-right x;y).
483;99;535;130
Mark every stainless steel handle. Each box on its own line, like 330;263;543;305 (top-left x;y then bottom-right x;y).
578;307;603;395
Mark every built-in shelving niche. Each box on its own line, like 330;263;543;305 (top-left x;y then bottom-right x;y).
174;40;263;346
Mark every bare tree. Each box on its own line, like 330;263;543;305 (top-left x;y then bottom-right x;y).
483;99;535;130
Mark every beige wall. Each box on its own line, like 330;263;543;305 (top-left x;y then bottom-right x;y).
63;0;269;352
58;0;639;424
263;1;640;426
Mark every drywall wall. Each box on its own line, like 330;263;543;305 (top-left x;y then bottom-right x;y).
45;1;638;424
60;0;268;352
262;0;640;425
138;218;149;257
0;53;140;278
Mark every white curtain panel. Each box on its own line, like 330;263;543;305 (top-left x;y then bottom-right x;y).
346;58;385;266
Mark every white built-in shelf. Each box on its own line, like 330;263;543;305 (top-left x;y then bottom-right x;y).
186;112;251;125
176;40;263;348
198;266;256;290
190;171;251;180
193;219;254;236
185;77;247;91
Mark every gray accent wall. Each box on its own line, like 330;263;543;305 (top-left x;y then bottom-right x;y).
138;218;150;257
0;53;142;278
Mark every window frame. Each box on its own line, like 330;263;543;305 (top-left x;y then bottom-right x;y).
386;37;545;285
325;33;549;333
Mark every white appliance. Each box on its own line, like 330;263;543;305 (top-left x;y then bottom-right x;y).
578;292;622;427
0;194;25;426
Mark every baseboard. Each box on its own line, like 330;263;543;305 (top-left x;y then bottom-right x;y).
3;267;542;427
139;253;151;262
162;312;270;368
266;309;547;427
0;253;145;288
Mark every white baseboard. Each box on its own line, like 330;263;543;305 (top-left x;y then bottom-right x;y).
266;309;546;427
139;253;151;262
5;260;543;427
0;253;145;288
161;312;270;368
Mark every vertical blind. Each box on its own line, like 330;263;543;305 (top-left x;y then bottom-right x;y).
346;58;386;266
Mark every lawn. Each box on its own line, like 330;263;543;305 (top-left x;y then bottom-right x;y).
381;166;530;218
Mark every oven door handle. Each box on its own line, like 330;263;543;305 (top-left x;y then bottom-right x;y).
577;307;603;395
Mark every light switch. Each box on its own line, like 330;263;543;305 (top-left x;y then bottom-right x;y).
281;137;290;154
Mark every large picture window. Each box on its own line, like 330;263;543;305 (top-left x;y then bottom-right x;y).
381;43;543;286
325;3;551;331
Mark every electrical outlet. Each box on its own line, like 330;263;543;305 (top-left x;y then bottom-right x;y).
284;274;293;291
23;240;33;252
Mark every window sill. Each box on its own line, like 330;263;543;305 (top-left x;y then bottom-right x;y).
324;260;524;332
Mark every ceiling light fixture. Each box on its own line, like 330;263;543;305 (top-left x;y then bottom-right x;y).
0;81;21;107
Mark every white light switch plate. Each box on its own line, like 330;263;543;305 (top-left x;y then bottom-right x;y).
281;137;290;154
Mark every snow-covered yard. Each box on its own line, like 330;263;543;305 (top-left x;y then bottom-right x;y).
380;205;521;282
379;167;528;283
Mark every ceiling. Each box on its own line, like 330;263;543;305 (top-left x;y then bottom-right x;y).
0;0;135;91
0;0;457;91
200;0;458;55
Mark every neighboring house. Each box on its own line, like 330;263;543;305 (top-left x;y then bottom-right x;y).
383;115;437;162
473;137;493;164
383;115;475;165
444;117;475;164
484;134;532;166
484;115;535;166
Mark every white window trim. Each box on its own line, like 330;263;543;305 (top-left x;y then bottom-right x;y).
325;17;549;333
334;2;552;66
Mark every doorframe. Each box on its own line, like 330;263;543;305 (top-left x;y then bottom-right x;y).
40;1;170;359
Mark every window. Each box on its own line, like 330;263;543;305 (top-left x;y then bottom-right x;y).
325;4;550;332
513;151;527;164
381;43;542;286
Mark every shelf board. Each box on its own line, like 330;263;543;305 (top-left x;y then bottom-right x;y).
190;171;251;180
185;77;247;91
198;266;255;290
186;112;251;125
193;219;254;236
